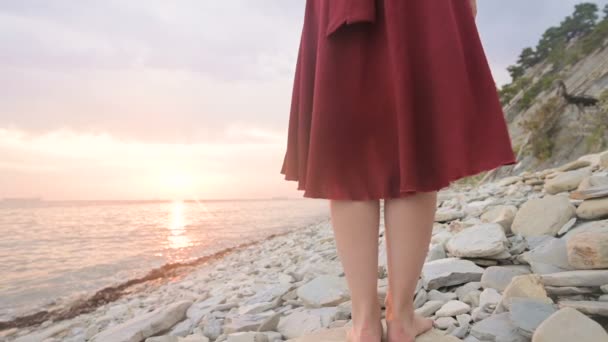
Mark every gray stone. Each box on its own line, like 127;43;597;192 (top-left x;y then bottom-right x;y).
415;300;444;317
227;332;268;342
498;275;552;312
434;316;457;330
544;286;595;295
509;298;558;338
520;237;573;273
558;300;608;316
481;266;532;291
91;300;192;342
455;282;482;301
557;217;577;236
531;307;608;342
567;231;608;269
296;275;350;308
426;243;446;262
277;307;338;339
540;270;608;287
470;312;526;342
435;300;471;317
446;223;509;258
435;209;465;222
479;288;502;312
481;205;518;232
544;167;592;194
577;197;608;220
427;290;458;303
421;258;484;290
243;284;292;306
511;195;576;237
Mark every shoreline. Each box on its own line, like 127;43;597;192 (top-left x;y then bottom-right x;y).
0;217;329;331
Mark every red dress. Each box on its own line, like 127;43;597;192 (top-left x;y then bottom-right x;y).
281;0;517;200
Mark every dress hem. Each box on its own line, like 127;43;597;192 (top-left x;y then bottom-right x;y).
280;157;518;200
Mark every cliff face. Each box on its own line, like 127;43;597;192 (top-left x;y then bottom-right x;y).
501;40;608;176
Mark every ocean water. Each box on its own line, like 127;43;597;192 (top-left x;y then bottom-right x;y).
0;199;329;321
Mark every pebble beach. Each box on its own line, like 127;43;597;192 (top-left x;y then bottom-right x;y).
3;150;608;342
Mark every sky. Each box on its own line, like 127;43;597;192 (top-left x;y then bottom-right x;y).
1;0;606;200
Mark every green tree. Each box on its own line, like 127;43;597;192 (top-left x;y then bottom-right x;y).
562;3;599;40
604;4;608;19
507;65;525;81
517;47;540;68
536;26;563;59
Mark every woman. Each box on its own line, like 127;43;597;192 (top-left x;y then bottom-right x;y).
280;0;516;341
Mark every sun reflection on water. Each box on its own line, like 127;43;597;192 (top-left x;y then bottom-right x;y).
167;201;192;250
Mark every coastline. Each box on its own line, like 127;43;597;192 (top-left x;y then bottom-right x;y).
2;150;608;341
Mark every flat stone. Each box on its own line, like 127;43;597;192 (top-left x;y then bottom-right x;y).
421;258;484;290
480;205;518;232
415;300;444;317
557;160;592;172
540;270;608;287
226;332;268;342
478;288;501;312
434;316;457;329
223;312;277;334
544;286;595;295
435;209;465;223
577;197;608;220
577;175;608;191
91;300;192;342
480;266;532;291
557;217;577;236
446;223;508;258
435;300;471;317
567;231;608;269
426;243;446;262
544;167;592;194
509;298;558;338
498;176;522;187
531;307;608;342
498;275;552;311
470;312;526;342
512;195;576;237
243;284;293;306
297;275;350;308
563;219;608;241
455;282;482;300
558;300;608;316
277;308;339;339
427;290;459;303
520;237;573;272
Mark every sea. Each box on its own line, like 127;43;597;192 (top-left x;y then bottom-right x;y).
0;198;329;322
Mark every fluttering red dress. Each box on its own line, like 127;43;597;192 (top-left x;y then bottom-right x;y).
280;0;517;200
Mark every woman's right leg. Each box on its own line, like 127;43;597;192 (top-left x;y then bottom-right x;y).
383;191;437;342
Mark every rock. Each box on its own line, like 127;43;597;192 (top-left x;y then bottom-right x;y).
498;275;552;311
557;217;577;236
224;312;277;334
180;335;210;342
146;336;179;342
243;284;293;306
480;205;517;233
577;175;608;191
531;307;608;342
426;244;446;262
509;298;558;338
90;301;192;342
520;237;573;273
227;332;268;342
13;321;75;342
277;307;338;339
567;231;608;269
540;270;608;287
421;258;484;290
557;160;591;172
435;300;471;317
414;289;427;309
480;266;531;291
544;167;592;194
435;209;465;222
415;300;444;317
558;300;608;316
434;316;457;330
602;284;608;293
461;290;481;308
257;312;281;332
445;223;508;258
478;288;501;312
601;150;608;168
563;219;608;241
511;195;576;237
576;197;608;220
470;312;526;342
296;275;350;308
544;286;595;295
455;282;482;300
498;176;522;187
427;290;458;303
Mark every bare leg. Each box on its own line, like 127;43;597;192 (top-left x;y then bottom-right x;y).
383;191;437;342
330;200;383;342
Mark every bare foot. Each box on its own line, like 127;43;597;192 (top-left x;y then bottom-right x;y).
386;313;433;342
346;321;384;342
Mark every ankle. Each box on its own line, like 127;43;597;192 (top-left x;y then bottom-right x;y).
385;301;415;321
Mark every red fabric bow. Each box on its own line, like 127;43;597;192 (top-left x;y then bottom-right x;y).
326;0;377;37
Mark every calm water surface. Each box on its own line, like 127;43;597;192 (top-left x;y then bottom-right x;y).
0;199;329;321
